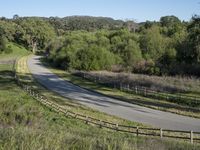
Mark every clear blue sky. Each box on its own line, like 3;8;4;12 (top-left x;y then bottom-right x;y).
0;0;199;22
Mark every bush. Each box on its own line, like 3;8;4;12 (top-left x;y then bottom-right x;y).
0;36;6;53
4;45;13;54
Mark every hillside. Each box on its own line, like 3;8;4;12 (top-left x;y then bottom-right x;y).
1;44;199;150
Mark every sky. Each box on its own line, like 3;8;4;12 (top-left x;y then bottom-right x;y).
0;0;199;22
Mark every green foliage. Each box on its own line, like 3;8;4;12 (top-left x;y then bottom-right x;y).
124;39;142;67
47;31;119;71
160;15;181;27
109;29;142;68
0;36;6;53
187;15;200;63
140;25;166;61
0;42;29;60
75;45;116;70
0;20;16;41
0;15;200;76
15;18;56;52
4;45;13;54
49;16;126;31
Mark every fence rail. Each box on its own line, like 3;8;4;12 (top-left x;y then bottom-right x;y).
73;71;200;107
13;61;200;144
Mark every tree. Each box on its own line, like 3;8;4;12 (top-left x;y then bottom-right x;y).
0;20;16;41
13;14;19;20
123;39;142;68
187;15;200;63
140;25;166;61
75;45;117;70
123;20;139;32
160;16;181;27
18;18;56;53
0;36;6;53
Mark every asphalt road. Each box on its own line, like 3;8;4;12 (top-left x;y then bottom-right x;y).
27;55;200;131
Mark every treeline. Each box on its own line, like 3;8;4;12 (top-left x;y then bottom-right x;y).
48;16;135;33
0;15;199;76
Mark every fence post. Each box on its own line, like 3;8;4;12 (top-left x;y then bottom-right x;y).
166;94;169;100
98;76;100;81
99;120;102;128
144;88;147;96
160;128;163;138
120;83;122;91
190;130;193;144
136;126;139;136
83;72;85;78
85;116;89;124
36;93;39;99
195;97;197;104
74;113;77;118
65;110;68;116
116;123;118;131
135;86;138;94
127;84;130;91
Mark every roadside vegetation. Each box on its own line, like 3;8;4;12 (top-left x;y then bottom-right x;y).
0;43;29;60
45;62;200;118
82;71;200;94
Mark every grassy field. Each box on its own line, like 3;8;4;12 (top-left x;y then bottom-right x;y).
0;43;29;61
1;49;200;149
45;64;200;118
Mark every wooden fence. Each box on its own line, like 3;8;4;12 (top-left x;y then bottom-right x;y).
73;71;200;107
12;69;200;144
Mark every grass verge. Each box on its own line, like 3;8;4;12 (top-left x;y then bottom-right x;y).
44;63;200;119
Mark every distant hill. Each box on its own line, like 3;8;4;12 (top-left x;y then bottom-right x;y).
47;16;138;32
3;15;139;32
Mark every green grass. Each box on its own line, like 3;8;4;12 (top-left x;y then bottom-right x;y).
0;42;29;61
1;56;199;149
0;64;13;71
45;65;200;119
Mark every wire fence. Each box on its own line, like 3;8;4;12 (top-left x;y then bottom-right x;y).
73;71;200;108
11;58;200;144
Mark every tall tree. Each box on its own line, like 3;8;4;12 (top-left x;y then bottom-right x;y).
18;18;56;53
140;25;166;61
187;15;200;63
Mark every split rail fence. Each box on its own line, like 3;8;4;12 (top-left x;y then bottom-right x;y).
73;71;200;107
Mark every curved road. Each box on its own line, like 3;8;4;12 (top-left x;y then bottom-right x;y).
27;55;200;131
